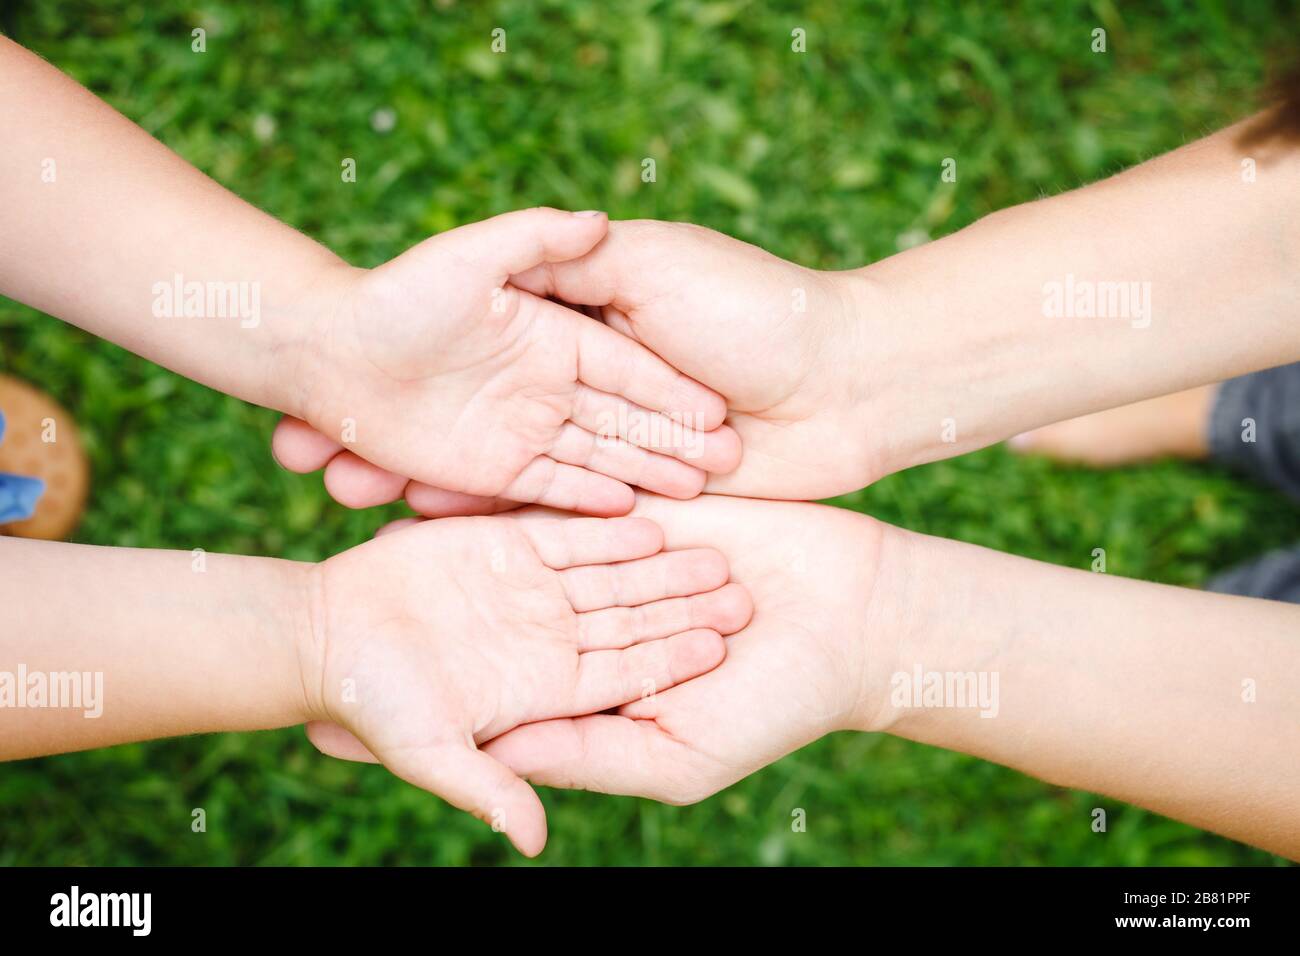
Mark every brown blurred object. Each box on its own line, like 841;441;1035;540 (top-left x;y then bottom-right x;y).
1239;57;1300;147
0;373;89;540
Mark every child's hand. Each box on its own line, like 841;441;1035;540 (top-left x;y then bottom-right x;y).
289;209;741;515
299;513;751;855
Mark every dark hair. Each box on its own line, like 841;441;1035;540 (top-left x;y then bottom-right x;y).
1240;61;1300;145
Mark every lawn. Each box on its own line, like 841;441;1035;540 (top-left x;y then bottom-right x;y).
2;0;1297;865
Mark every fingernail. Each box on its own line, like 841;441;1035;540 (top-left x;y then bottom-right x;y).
573;209;605;218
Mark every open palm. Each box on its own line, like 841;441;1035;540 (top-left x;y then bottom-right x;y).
308;495;890;814
276;218;880;515
289;210;740;515
304;512;753;854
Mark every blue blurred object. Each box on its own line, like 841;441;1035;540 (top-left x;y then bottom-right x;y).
0;410;45;523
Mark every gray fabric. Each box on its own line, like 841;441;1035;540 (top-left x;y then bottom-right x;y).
1208;363;1300;502
1206;546;1300;604
1206;363;1300;602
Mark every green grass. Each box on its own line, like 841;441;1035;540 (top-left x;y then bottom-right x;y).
2;0;1298;865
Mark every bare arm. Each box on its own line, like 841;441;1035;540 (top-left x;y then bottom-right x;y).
0;517;741;856
341;111;1300;507
0;35;738;513
859;111;1300;473
478;495;1300;860
1;536;312;759
0;34;348;417
874;524;1300;858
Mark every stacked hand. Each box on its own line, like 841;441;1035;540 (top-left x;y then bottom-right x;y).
307;494;894;814
300;511;752;855
277;219;895;511
9;33;1298;863
275;212;743;516
265;209;1300;864
273;219;941;851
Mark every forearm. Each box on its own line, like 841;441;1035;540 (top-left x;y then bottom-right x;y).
866;525;1300;858
0;35;351;416
1;537;315;759
855;112;1300;473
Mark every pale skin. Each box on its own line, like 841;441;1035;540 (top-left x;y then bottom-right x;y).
8;27;1297;859
297;110;1300;857
0;515;751;856
0;35;741;516
0;36;755;856
289;110;1300;511
311;495;1300;860
1009;385;1216;465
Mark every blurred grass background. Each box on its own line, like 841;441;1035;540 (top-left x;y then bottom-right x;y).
2;0;1298;865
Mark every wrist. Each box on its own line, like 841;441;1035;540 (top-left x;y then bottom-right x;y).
262;256;367;422
837;212;1052;480
842;518;998;738
824;266;938;487
292;559;331;724
842;517;916;734
852;524;1005;739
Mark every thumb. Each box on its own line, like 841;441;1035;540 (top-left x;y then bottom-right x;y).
485;714;689;804
432;206;608;280
387;740;549;857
